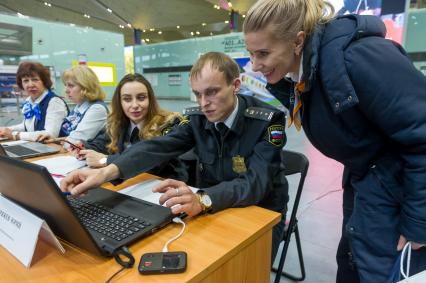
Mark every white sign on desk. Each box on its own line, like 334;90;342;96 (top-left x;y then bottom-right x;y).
0;194;65;267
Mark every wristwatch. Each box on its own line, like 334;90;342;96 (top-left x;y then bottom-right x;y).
196;192;212;213
98;157;107;166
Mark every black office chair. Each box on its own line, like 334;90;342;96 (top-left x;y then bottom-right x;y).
273;149;309;283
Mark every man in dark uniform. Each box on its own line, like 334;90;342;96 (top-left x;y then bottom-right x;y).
61;52;288;261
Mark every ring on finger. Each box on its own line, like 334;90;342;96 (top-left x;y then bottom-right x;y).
175;188;179;196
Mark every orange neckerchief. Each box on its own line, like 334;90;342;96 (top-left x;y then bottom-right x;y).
287;81;305;131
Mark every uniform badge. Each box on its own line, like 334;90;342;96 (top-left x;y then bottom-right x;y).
232;155;247;174
178;116;190;126
161;126;172;135
268;125;284;146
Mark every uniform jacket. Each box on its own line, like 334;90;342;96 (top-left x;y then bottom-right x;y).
113;95;288;213
267;15;426;242
84;117;188;182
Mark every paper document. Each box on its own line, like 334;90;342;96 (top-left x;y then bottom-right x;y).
119;179;198;205
32;156;86;175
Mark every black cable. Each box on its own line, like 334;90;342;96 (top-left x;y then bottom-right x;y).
105;246;135;283
105;266;126;283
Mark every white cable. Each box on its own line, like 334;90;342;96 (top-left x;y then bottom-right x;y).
400;241;412;279
162;217;186;253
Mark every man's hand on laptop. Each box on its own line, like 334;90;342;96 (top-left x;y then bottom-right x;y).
60;164;121;195
153;179;203;217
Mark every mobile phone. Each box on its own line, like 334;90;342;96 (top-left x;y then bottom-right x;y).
62;139;83;150
138;251;187;275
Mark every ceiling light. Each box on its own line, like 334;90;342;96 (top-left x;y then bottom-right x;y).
127;23;132;28
242;14;246;18
84;14;90;18
176;25;180;29
119;25;124;29
145;38;150;42
149;28;155;31
158;31;162;34
202;23;206;26
69;23;75;27
107;8;112;13
196;31;200;35
44;2;52;7
225;20;229;24
190;32;194;36
142;29;146;32
228;2;232;8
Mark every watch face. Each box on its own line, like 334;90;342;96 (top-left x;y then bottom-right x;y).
99;157;107;165
201;194;212;207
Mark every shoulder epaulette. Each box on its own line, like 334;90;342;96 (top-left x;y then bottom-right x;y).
244;107;276;121
183;106;203;115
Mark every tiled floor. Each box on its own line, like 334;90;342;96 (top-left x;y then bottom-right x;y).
0;99;344;283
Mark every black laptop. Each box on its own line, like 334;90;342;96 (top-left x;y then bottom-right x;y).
0;155;173;257
0;142;59;159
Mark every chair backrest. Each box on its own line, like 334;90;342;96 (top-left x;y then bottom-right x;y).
281;149;309;226
281;149;309;178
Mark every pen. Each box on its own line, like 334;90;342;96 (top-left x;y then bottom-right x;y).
62;140;84;150
62;192;71;196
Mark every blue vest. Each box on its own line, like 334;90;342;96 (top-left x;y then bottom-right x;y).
59;100;108;137
24;90;69;131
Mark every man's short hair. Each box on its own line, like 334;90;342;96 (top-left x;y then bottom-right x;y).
190;52;240;85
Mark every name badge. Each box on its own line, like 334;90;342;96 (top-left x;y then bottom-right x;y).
0;195;64;267
232;155;247;174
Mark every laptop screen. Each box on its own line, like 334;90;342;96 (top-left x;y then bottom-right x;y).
0;155;102;255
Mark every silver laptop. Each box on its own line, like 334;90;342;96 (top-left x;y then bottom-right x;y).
0;142;59;159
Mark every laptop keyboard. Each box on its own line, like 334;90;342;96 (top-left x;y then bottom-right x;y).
5;145;38;156
67;197;151;242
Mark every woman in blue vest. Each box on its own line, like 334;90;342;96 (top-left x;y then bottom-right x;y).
243;0;426;282
37;65;108;145
74;73;188;181
0;61;68;141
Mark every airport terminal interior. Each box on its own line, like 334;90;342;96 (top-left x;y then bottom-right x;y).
1;0;425;282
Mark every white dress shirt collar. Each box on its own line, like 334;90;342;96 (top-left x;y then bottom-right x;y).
286;54;304;83
73;100;90;114
215;96;239;130
27;90;49;105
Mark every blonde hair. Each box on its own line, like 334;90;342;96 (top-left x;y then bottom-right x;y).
243;0;335;40
106;73;182;153
62;65;106;102
190;52;239;85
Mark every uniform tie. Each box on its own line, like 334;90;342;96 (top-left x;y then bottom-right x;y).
130;127;140;144
287;81;305;131
216;122;228;138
